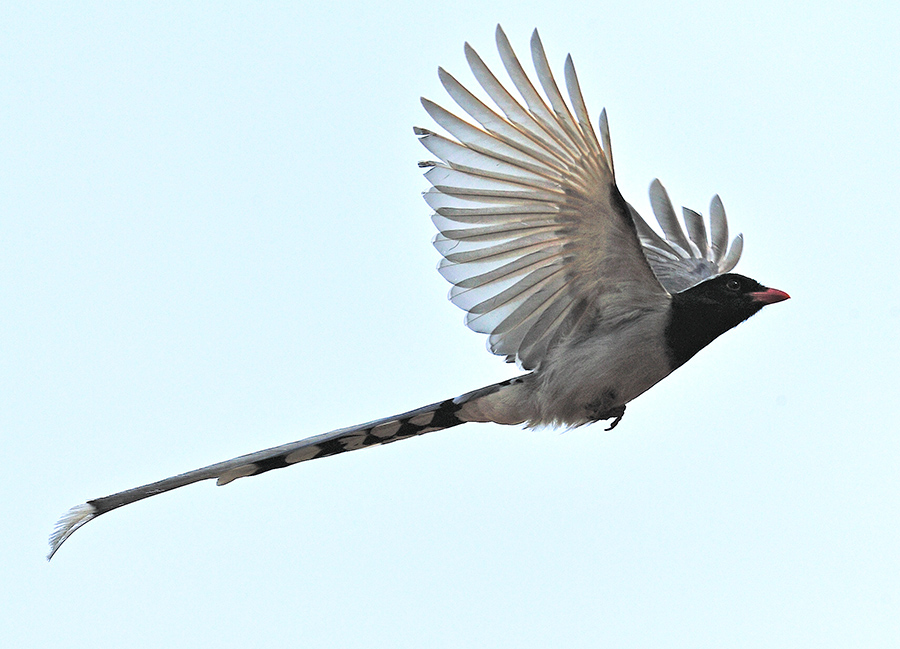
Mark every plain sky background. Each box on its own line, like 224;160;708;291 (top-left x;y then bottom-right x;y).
2;2;898;647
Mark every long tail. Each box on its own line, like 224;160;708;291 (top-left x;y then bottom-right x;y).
48;379;517;560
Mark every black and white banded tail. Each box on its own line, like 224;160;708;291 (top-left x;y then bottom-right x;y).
48;380;513;560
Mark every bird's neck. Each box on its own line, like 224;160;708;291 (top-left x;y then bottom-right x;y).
664;292;755;369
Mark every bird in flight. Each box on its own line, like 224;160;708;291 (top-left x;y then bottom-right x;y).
48;26;789;559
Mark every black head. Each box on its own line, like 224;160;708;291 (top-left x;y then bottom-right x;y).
665;273;789;368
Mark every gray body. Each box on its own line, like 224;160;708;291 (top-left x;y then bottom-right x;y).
461;304;673;427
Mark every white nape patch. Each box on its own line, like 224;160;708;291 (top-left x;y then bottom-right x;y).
409;412;435;427
285;445;321;464
370;421;401;439
216;464;258;486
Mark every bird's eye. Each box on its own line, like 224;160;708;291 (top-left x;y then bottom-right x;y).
725;278;741;291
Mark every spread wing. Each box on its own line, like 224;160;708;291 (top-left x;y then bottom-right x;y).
416;26;667;370
629;179;744;293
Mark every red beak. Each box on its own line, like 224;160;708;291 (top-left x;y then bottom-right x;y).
749;288;791;304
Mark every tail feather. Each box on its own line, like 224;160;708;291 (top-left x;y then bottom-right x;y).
47;379;516;560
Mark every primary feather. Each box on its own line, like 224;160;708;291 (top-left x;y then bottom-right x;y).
630;180;744;292
420;27;668;371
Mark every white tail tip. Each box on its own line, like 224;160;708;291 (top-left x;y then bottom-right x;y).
47;503;96;561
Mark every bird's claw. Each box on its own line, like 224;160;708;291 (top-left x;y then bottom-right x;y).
587;398;626;430
604;406;626;431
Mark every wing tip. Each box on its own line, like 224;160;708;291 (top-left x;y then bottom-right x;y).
495;24;512;50
721;232;744;273
47;502;97;561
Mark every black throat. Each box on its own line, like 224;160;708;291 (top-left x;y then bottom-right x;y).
664;287;763;369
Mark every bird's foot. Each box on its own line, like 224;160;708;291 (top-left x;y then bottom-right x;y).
586;397;626;431
603;406;626;431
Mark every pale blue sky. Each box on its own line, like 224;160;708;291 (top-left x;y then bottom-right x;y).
2;2;898;647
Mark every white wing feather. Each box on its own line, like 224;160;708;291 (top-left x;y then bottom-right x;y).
418;26;666;370
630;179;745;293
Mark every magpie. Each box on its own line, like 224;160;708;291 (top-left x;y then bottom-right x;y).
48;26;789;559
